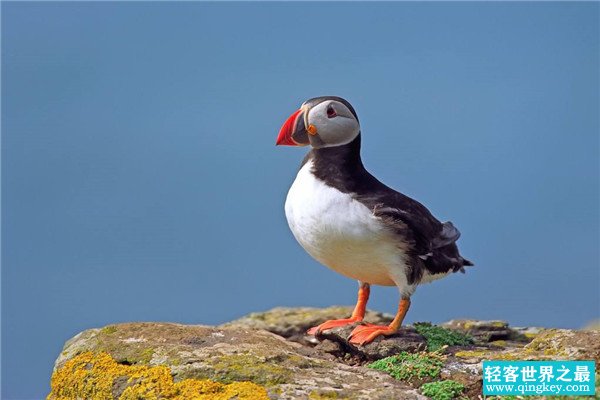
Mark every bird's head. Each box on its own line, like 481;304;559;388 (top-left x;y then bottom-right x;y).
276;96;360;149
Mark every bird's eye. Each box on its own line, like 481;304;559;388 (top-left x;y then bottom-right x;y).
326;105;337;118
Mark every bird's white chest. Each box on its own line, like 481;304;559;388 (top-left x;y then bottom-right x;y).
284;161;403;286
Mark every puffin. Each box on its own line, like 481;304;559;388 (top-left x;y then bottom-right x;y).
276;96;473;345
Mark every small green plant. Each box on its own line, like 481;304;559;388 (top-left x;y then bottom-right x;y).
367;352;443;383
100;325;117;335
420;380;465;400
414;322;473;351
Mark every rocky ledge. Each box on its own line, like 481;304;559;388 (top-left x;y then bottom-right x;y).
48;307;599;399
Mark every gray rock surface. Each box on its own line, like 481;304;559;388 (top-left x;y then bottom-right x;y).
51;321;425;399
221;306;394;345
49;307;600;400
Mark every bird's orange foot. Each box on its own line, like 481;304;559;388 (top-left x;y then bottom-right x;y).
348;324;398;345
307;317;362;335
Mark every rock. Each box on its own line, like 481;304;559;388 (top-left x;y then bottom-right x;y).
316;325;427;362
512;325;545;340
449;328;600;363
441;319;520;343
444;327;600;399
50;322;424;399
583;320;600;331
48;351;270;400
522;328;600;360
224;306;426;361
222;306;393;345
48;308;600;400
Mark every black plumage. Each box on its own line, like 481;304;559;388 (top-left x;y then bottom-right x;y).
304;134;473;285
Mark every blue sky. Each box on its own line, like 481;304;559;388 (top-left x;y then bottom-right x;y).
2;2;598;399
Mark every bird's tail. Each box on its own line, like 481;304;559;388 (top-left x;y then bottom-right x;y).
457;256;474;273
462;257;474;267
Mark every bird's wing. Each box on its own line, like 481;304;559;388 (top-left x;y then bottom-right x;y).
365;191;473;273
368;193;450;256
338;166;470;269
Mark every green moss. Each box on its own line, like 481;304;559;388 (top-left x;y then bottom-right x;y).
420;380;465;400
414;322;473;352
367;352;443;383
139;348;154;364
100;326;118;335
308;390;340;399
211;353;292;386
453;349;490;359
170;357;182;366
94;332;157;366
462;321;475;330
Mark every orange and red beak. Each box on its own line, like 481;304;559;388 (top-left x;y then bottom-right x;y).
276;108;310;146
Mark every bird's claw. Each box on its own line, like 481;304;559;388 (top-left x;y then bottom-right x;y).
348;324;397;346
307;317;362;336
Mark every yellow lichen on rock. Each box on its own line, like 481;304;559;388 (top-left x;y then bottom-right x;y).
172;380;269;400
453;349;490;359
48;351;269;400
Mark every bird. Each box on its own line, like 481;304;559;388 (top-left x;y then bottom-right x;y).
275;96;473;346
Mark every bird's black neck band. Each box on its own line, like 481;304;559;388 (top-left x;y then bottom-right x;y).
309;134;366;192
311;134;362;167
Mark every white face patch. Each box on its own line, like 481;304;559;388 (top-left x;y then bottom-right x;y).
307;100;360;148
